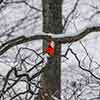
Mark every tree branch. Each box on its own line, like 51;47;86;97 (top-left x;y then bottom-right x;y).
0;26;100;55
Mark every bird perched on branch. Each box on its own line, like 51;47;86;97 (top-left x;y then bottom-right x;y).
44;41;55;57
42;41;55;65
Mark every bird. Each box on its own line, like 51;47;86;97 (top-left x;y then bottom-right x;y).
44;41;55;57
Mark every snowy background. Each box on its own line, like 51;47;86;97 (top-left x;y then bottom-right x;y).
0;0;100;100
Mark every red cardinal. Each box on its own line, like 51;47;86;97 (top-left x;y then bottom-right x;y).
44;41;55;57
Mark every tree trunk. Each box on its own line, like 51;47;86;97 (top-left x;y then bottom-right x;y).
35;0;63;100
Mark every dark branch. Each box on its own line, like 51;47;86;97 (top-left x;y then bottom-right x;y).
63;0;80;30
0;0;3;4
0;26;100;55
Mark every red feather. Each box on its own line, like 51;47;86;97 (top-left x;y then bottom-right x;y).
44;42;54;56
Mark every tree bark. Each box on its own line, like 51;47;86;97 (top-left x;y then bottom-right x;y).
35;0;63;100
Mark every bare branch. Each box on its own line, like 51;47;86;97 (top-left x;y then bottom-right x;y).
0;25;100;56
0;0;3;4
69;48;100;81
4;0;42;12
63;0;80;30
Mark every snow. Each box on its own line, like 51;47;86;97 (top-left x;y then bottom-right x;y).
0;0;100;100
